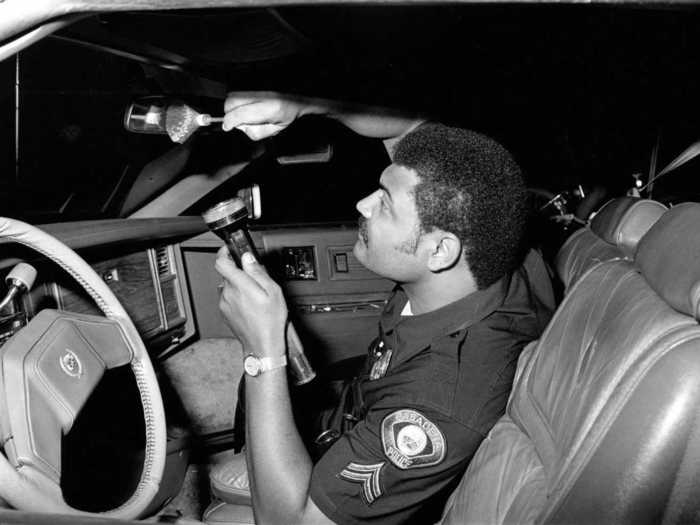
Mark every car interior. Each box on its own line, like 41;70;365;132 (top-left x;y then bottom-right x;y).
2;2;700;524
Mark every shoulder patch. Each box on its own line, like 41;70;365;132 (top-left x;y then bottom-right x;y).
339;462;385;505
381;409;446;469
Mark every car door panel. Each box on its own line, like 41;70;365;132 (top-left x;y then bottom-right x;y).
181;225;393;366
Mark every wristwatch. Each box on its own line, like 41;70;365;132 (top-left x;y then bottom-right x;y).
243;354;287;377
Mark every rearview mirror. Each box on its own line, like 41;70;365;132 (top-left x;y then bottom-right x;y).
125;96;226;143
123;96;170;135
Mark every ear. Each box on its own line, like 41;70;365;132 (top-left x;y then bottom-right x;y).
426;232;462;272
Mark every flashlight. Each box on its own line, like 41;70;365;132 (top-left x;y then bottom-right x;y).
202;198;257;267
203;198;316;385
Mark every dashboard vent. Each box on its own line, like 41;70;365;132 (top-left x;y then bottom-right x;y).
155;247;171;277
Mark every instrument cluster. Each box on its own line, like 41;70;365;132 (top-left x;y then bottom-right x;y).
0;244;192;356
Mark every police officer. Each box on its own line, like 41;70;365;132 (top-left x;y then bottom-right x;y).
215;93;553;524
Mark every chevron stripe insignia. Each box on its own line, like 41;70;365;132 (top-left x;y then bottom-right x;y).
339;461;385;504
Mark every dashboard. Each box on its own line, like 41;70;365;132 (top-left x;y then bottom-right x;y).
0;217;204;356
0;216;395;365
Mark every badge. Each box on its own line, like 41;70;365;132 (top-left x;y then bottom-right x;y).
381;409;446;469
339;461;385;504
369;348;393;380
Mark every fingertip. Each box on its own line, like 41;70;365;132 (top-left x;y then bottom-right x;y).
241;251;257;266
222;116;234;132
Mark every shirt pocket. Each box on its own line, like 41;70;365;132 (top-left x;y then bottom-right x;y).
425;349;459;416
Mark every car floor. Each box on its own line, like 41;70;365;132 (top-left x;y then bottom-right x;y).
157;449;239;521
156;338;246;521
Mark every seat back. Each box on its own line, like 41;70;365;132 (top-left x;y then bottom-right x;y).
440;202;700;524
555;197;666;292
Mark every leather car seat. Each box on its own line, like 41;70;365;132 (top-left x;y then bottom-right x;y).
203;499;254;525
555;196;666;292
209;451;251;506
202;448;253;523
439;202;700;523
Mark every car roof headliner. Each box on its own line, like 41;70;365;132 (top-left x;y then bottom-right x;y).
8;3;700;155
2;0;700;51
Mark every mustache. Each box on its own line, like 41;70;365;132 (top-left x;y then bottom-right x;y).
358;216;369;245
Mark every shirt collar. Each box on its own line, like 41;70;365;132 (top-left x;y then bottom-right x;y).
379;274;509;364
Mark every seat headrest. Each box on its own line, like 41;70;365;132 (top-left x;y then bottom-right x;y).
637;202;700;319
590;197;667;257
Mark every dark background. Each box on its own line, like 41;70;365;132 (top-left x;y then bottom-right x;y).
2;5;700;223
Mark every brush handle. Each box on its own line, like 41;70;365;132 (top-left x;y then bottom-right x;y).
196;114;225;126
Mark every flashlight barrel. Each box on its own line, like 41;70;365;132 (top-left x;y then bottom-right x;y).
214;226;258;268
287;322;316;385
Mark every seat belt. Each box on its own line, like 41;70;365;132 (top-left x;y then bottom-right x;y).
640;139;700;194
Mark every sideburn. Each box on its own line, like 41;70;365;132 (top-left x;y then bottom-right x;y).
394;223;423;255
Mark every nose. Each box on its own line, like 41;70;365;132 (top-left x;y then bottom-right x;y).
356;190;380;218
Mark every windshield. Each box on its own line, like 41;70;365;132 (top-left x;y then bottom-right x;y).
0;39;173;222
0;37;388;224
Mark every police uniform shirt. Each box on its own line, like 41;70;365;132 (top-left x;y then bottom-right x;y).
309;265;547;524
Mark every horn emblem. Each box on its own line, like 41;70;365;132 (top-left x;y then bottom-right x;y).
60;349;83;378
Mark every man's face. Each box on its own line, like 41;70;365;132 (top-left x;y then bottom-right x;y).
353;164;428;282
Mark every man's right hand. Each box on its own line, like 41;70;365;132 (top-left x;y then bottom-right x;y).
223;91;425;158
223;92;314;140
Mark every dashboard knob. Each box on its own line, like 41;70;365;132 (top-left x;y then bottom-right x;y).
6;262;37;292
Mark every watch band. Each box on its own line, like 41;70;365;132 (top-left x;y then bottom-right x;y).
259;355;287;372
244;353;288;377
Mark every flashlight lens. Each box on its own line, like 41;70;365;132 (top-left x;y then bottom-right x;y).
202;198;248;230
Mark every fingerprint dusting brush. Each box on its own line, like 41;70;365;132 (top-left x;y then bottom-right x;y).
165;103;224;143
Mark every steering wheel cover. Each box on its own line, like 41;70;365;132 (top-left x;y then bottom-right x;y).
0;217;166;519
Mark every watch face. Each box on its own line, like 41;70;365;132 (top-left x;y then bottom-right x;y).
244;355;261;376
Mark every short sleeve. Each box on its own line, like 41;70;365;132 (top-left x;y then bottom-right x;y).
309;402;484;525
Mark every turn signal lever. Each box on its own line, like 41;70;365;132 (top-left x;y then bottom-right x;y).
202;198;316;385
0;263;37;312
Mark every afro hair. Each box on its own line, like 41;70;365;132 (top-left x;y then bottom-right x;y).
393;123;528;289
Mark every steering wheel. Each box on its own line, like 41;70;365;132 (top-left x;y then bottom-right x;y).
0;218;166;519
